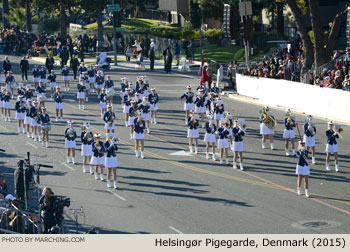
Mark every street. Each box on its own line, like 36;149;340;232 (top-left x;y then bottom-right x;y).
1;54;350;234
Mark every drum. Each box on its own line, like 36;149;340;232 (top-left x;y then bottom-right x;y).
37;93;46;101
106;87;115;97
42;123;51;132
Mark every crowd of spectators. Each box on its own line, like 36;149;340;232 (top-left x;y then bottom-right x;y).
0;27;36;55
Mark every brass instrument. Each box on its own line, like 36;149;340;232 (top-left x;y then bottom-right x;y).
109;112;115;127
308;122;315;135
335;124;344;139
237;119;247;134
190;111;195;127
260;107;277;130
67;128;76;138
137;111;143;126
95;140;103;155
35;105;41;122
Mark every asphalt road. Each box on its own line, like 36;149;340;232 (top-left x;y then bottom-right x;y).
0;54;350;234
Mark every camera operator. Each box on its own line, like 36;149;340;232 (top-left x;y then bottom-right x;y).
39;187;55;233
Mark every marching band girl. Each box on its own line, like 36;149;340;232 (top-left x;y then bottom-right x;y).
140;96;151;134
135;76;145;100
15;95;26;133
39;66;47;88
100;88;107;118
77;80;86;110
17;84;25;99
217;118;230;165
87;65;96;93
187;111;199;154
134;111;146;158
128;100;137;139
204;113;216;160
0;88;4;119
134;92;141;105
194;88;206;128
205;92;215;115
104;75;114;104
30;100;41;142
196;83;207;98
91;133;105;176
24;85;33;102
54;86;63;121
36;81;46;107
2;91;11;121
104;136;119;189
78;63;87;79
123;88;131;127
81;72;89;102
303;115;317;164
325;121;340;172
181;85;194;123
283;109;296;156
62;65;70;91
120;77;128;104
65;120;76;165
103;104;116;137
47;70;57;98
24;99;33;138
214;97;224;128
81;122;94;173
210;82;219;97
143;78;150;98
5;71;16;98
224;111;234;150
39;107;50;147
95;71;104;97
259;106;276;150
149;87;159;124
296;141;310;198
32;65;40;89
232;118;245;170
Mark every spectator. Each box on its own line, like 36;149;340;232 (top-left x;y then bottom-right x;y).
3;56;12;77
166;11;172;24
0;174;8;195
174;42;180;66
70;55;79;80
149;47;155;70
59;46;69;69
39;187;55;234
165;49;173;73
20;56;29;81
45;54;55;74
125;46;132;62
190;39;196;62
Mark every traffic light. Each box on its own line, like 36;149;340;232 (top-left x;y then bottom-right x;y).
113;11;122;28
239;21;245;41
223;4;231;39
190;3;201;28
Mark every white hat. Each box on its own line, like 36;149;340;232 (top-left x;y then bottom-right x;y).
107;103;113;108
84;121;90;126
94;133;101;138
306;115;313;120
151;87;156;91
187;85;192;89
67;120;74;124
33;100;38;104
322;68;327;72
18;95;23;98
328;121;334;125
130;99;136;103
5;194;15;201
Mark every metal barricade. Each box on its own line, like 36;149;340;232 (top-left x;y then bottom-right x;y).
0;206;38;234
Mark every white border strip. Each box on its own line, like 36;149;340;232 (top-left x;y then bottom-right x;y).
168;226;184;234
61;162;76;171
106;189;126;201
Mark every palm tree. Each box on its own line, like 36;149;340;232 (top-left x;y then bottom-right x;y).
4;8;26;29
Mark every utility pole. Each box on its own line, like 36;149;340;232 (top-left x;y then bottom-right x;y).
239;0;252;69
112;0;118;66
200;13;203;62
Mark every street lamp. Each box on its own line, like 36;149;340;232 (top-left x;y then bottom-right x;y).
112;0;118;66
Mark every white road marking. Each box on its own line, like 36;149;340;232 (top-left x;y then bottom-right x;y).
169;226;184;234
0;125;9;132
60;162;76;171
168;150;194;156
26;141;38;149
106;189;126;201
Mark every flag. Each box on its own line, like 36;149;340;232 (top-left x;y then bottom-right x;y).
200;54;208;85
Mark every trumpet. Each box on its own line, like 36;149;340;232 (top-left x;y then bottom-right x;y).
335;124;344;139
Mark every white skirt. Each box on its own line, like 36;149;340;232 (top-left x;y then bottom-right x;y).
214;113;223;121
105;156;118;168
296;165;310;176
144;90;149;97
88;77;95;83
204;133;216;143
133;132;144;140
128;116;136;126
100;102;107;109
233;141;243;152
120;91;125;98
90;156;104;165
143;113;150;121
0;101;2;108
260;123;274;135
15;112;25;120
228;128;233;137
187;129;199;138
54;102;63;110
283;129;295;139
81;144;93;156
65;140;76;149
184;103;194;111
194;106;205;114
218;138;229;149
303;135;315;147
41;79;47;84
24;116;32;125
63;76;69;81
77;92;85;99
49;82;56;88
104;122;115;130
33;77;40;82
123;105;130;113
31;120;41;127
96;84;103;89
325;144;338;153
150;104;158;111
4;101;10;109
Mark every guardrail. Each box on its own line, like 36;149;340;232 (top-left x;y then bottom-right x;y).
0;206;39;234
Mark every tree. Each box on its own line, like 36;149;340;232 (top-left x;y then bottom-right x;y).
24;0;33;32
2;0;10;28
4;8;26;29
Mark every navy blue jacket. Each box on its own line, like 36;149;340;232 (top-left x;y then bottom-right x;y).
32;68;40;77
284;117;296;130
5;75;15;83
214;104;224;114
54;93;63;103
39;114;50;124
218;127;229;139
181;92;194;104
24;90;33;100
104;80;114;89
187;117;199;130
92;141;105;157
64;128;77;141
205;122;216;134
103;111;115;123
100;93;107;102
36;85;45;94
296;149;309;167
134;118;145;134
232;127;245;142
62;69;69;76
81;131;94;145
326;129;339;145
77;84;86;93
149;93;159;105
104;141;118;158
304;122;316;137
194;95;206;107
47;74;56;83
15;101;26;113
39;69;46;79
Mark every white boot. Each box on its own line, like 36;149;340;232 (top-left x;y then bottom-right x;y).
27;132;30;138
212;153;216;161
297;187;302;196
41;141;45;147
305;189;310;198
220;158;223;164
141;151;145;159
240;163;244;171
7;117;11;122
79;105;81;110
285;149;290;156
85;97;88;102
113;180;118;189
125;121;128;127
72;157;76;164
95;173;99;180
189;146;193;153
55;117;58;122
292;149;296;156
82;105;85;110
67;157;71;163
100;173;104;181
34;136;37;142
262;143;266;149
107;180;112;188
31;132;35;138
225;159;229;165
154;118;157;124
233;162;237;169
312;157;316;164
135;150;139;157
22;128;26;134
60;117;63;122
205;152;209;159
270;143;274;150
147;128;150;134
194;147;198;154
18;127;21;133
38;136;42;142
335;164;339;172
83;166;87;173
326;164;330;171
90;166;94;174
45;141;49;148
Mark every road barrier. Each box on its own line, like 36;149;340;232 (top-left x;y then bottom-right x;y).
236;74;350;122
